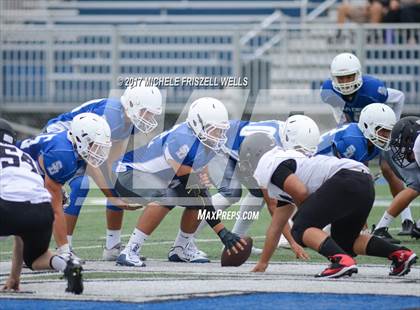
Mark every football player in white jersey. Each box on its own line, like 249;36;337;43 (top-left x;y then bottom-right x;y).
0;119;83;294
239;132;417;278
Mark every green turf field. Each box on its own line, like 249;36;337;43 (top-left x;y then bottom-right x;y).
1;184;418;266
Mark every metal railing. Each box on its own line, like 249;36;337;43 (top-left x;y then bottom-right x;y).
0;23;419;112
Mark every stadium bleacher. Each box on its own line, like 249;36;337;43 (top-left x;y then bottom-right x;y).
0;0;419;122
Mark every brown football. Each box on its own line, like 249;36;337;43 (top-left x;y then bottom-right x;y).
221;236;253;267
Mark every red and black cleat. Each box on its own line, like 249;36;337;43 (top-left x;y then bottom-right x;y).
389;249;417;276
315;254;358;279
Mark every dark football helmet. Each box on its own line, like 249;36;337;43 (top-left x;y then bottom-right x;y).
0;118;16;145
390;116;420;168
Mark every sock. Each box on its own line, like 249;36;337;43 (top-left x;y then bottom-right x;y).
67;235;73;248
106;229;121;250
57;243;71;255
417;219;420;228
174;229;194;248
400;207;413;223
376;212;395;229
232;193;264;236
318;237;347;258
126;228;148;253
366;236;404;258
194;193;231;236
50;255;67;272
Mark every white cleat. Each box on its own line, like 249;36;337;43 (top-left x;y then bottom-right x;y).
251;246;263;255
103;243;125;261
277;234;291;249
187;240;208;258
116;244;145;267
168;244;210;263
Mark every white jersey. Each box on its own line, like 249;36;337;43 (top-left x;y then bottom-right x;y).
414;135;420;167
253;147;369;202
0;142;51;204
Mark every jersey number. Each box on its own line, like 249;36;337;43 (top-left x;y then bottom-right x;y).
0;145;38;173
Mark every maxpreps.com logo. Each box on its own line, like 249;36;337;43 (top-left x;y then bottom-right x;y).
197;209;259;221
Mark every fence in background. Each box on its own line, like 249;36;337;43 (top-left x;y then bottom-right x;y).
1;23;419;113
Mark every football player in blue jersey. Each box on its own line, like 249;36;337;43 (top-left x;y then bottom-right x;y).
321;53;414;236
18;113;112;261
44;84;163;261
317;103;396;162
114;97;247;267
193;115;319;258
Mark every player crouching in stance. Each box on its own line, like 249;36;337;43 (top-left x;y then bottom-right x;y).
239;133;417;278
114;97;247;266
0;119;83;294
18;113;112;262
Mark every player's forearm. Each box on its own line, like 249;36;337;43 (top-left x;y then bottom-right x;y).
10;237;24;279
387;187;419;217
260;204;294;264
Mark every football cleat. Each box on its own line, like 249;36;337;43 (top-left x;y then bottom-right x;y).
315;254;358;278
116;244;146;267
398;220;414;236
103;243;125;261
372;226;401;244
186;240;208;258
389;249;417;276
63;259;83;295
168;244;210;263
410;223;420;240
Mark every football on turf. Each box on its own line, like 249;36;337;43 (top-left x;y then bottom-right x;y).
221;236;253;267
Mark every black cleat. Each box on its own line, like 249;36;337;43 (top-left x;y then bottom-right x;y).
64;259;84;295
411;224;420;240
372;226;401;244
398;220;414;236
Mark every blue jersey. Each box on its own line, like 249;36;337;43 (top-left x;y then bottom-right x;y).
47;98;133;141
224;120;284;160
17;131;85;184
321;75;388;122
317;123;380;163
117;122;217;181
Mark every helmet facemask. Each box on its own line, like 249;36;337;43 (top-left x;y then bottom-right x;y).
72;133;111;168
332;71;363;96
86;140;112;168
197;123;229;151
366;125;392;151
132;108;159;134
391;133;416;168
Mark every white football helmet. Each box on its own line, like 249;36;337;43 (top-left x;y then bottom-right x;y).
358;103;396;150
330;53;363;95
69;113;112;168
120;84;162;133
187;97;230;151
281;115;320;155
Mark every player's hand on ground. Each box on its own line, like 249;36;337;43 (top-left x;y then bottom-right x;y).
2;277;20;292
218;228;247;255
291;243;310;260
109;197;143;210
252;261;268;273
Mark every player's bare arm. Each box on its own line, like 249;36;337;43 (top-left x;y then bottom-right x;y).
39;155;68;248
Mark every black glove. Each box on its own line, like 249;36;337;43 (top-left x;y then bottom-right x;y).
218;228;241;250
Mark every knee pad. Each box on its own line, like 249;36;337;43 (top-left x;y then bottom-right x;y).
64;175;90;216
291;223;307;247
